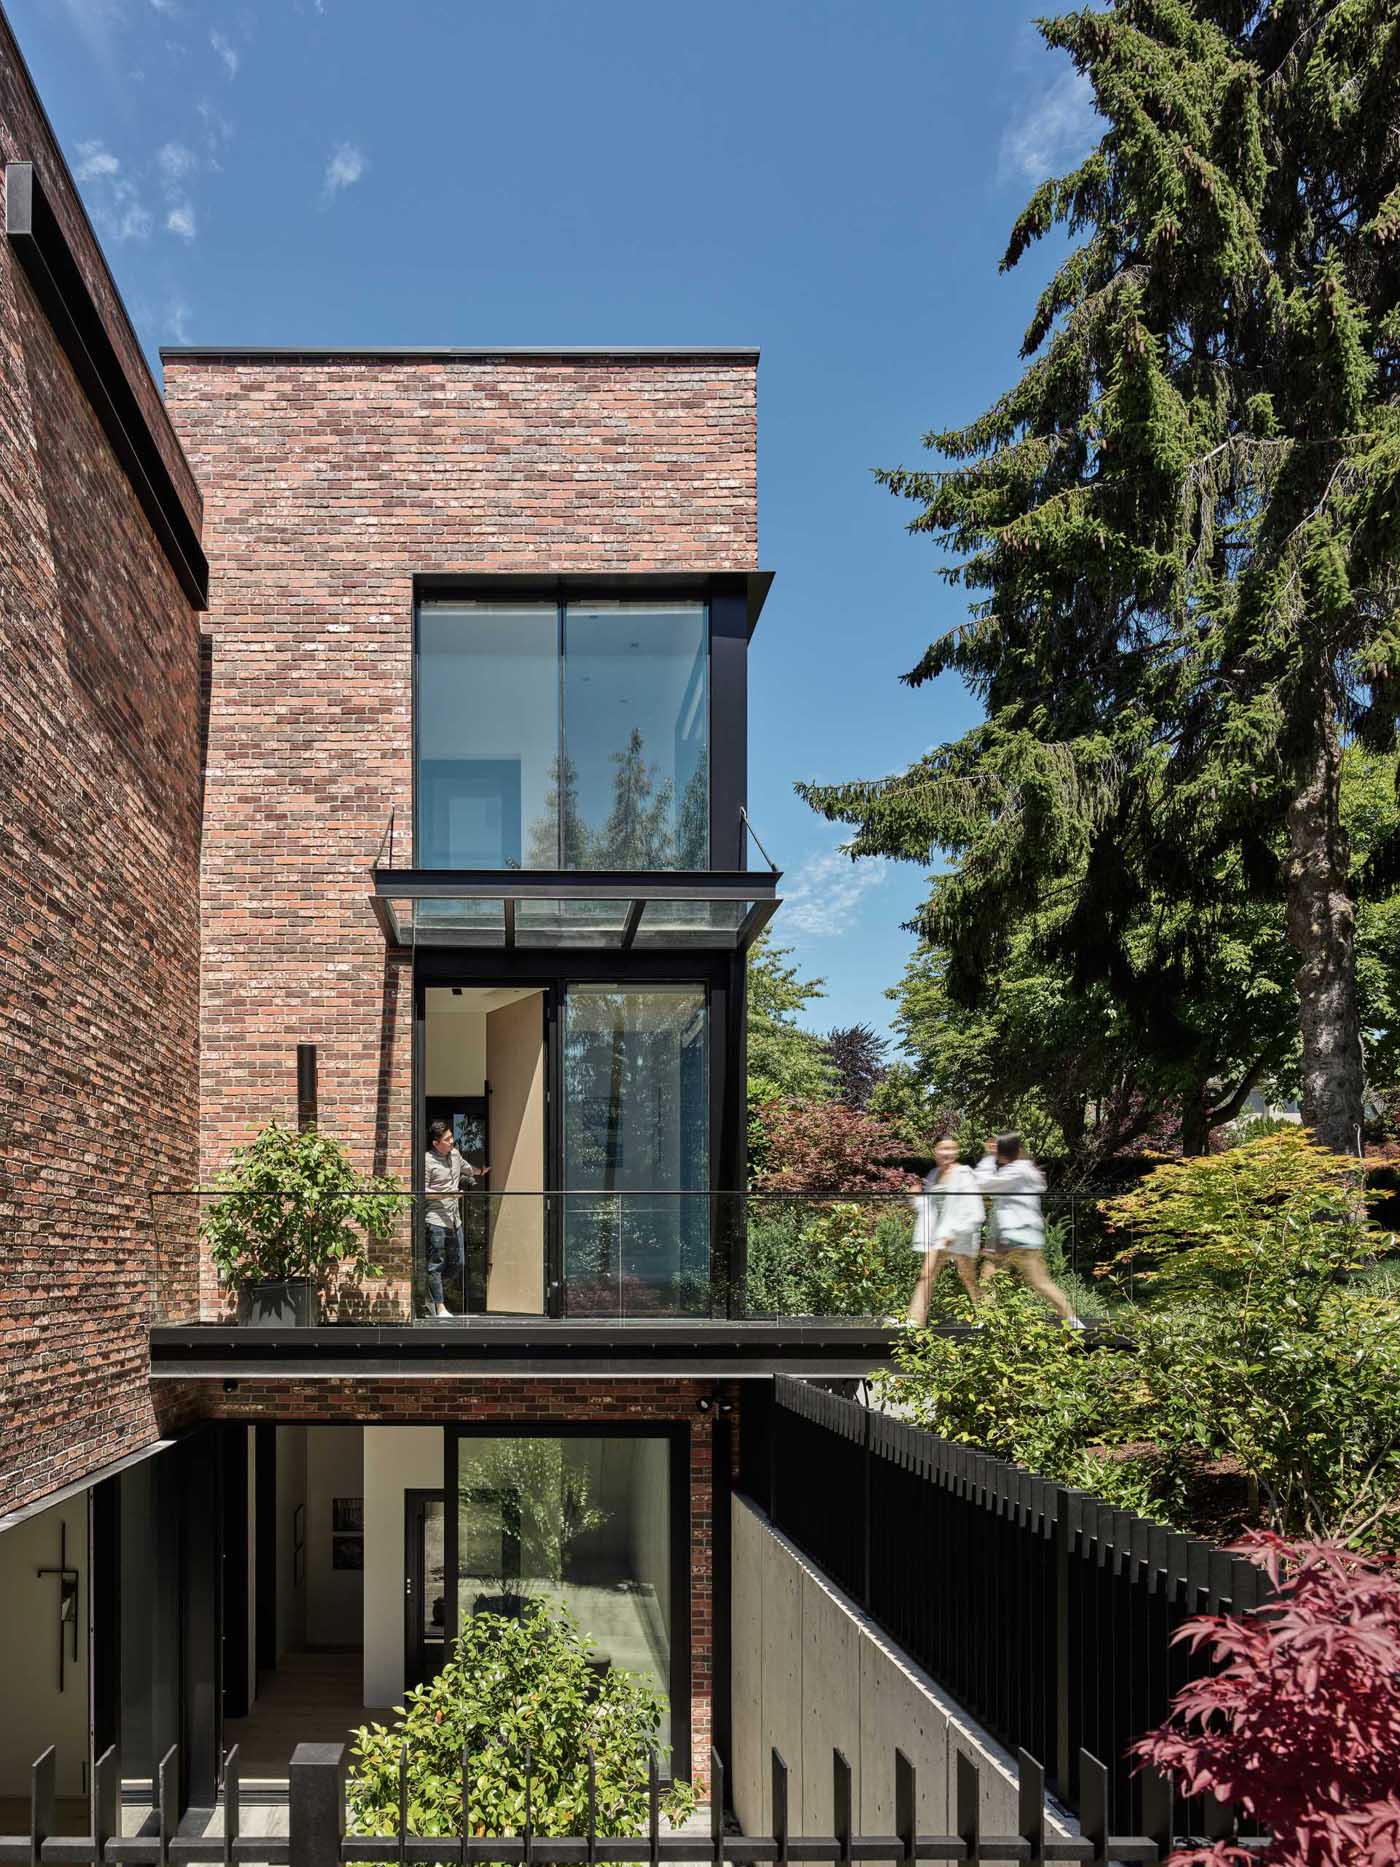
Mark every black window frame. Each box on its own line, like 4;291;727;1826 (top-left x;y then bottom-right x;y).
444;1421;694;1781
413;591;714;874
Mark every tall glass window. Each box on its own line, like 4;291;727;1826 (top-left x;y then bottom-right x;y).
454;1433;675;1750
562;604;708;869
415;600;709;870
416;604;558;870
562;986;709;1312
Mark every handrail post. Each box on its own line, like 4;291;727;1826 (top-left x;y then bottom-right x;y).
894;1750;915;1867
93;1745;118;1867
832;1750;852;1867
1017;1751;1045;1867
954;1751;979;1865
30;1747;55;1867
289;1742;346;1867
770;1750;788;1867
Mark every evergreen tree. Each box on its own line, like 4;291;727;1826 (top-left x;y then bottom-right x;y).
802;2;1400;1154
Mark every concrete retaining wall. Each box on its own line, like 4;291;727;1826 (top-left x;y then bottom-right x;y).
730;1495;1075;1841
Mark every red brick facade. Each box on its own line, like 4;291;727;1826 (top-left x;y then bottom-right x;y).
160;353;758;1257
155;1375;734;1786
0;17;204;1515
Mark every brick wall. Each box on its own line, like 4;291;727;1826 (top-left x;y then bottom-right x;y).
161;352;758;1303
155;1375;735;1787
0;15;204;1513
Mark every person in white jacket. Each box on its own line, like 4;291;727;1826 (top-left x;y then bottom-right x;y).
979;1133;1082;1325
907;1136;985;1325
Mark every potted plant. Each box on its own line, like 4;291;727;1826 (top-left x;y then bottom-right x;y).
203;1121;401;1326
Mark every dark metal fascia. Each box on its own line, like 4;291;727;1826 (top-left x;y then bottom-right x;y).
372;867;780;899
413;569;774;639
5;162;209;609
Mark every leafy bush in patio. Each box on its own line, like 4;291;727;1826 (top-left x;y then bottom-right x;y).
1132;1535;1400;1867
347;1604;695;1839
745;1200;916;1317
749;1098;916;1194
203;1121;400;1290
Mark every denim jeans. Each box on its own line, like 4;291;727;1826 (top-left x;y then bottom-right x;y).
424;1218;463;1311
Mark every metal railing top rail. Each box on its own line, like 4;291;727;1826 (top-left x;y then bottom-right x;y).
0;1739;1265;1867
144;1189;1108;1203
770;1376;1269;1611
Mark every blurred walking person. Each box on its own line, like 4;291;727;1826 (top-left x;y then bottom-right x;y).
908;1137;985;1325
980;1133;1083;1327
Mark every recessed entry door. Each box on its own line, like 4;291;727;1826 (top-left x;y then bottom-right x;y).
404;1489;447;1691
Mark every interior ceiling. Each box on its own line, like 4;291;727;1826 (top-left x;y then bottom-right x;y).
426;985;540;1012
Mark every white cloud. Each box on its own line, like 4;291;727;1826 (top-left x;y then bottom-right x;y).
210;28;238;78
157;140;195;184
781;847;890;939
165;201;196;239
322;140;366;200
164;297;191;344
999;66;1099;186
197;98;234;167
73;141;154;242
75;139;121;181
148;0;179;13
55;0;125;74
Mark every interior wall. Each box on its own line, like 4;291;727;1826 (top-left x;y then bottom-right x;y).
305;1428;364;1648
363;1427;444;1708
275;1425;307;1657
485;993;546;1311
631;1436;672;1648
425;991;487;1095
0;1496;90;1796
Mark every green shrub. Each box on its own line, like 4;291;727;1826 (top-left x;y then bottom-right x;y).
203;1121;401;1290
347;1605;695;1839
744;1200;917;1316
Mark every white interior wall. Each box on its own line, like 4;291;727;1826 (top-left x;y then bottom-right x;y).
275;1425;308;1658
305;1427;364;1648
0;1497;90;1797
363;1427;444;1707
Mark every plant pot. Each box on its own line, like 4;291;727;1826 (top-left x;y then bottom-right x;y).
240;1277;316;1328
472;1591;529;1620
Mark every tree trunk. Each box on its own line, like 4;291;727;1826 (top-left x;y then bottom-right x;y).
1180;1084;1212;1159
1283;699;1364;1155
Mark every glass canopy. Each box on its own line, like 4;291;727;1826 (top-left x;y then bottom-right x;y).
371;867;780;951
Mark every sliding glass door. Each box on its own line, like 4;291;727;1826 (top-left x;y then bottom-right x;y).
561;986;708;1313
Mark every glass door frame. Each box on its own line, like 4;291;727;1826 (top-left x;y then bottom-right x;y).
442;1422;693;1780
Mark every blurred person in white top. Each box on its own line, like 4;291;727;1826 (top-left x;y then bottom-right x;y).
978;1133;1083;1327
907;1136;985;1325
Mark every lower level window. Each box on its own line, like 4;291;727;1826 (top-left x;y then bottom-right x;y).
453;1432;675;1749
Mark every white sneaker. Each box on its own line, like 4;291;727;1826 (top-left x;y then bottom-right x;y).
1064;1315;1088;1331
435;1303;453;1319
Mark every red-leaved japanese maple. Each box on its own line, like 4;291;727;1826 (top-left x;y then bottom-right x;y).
1132;1533;1400;1866
750;1098;916;1194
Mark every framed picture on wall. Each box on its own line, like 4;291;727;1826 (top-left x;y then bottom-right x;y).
332;1497;363;1534
332;1535;364;1571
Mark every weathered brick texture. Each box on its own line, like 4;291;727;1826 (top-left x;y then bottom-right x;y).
156;1375;729;1785
161;352;758;1305
0;17;203;1514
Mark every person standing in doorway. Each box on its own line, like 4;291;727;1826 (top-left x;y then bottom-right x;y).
423;1119;487;1319
907;1136;985;1326
980;1133;1083;1327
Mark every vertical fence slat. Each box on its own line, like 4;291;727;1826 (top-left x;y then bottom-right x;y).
648;1750;660;1867
710;1751;725;1867
1078;1753;1107;1867
287;1741;346;1867
1017;1752;1044;1867
955;1753;980;1866
30;1747;55;1867
222;1745;240;1867
1140;1763;1174;1860
524;1744;534;1867
93;1745;118;1867
770;1751;788;1867
832;1751;852;1867
894;1750;915;1867
460;1746;471;1867
157;1746;176;1867
397;1743;408;1867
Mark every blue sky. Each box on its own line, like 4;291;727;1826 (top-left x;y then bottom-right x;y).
11;0;1098;1048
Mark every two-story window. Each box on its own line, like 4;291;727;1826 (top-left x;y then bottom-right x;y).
416;600;709;872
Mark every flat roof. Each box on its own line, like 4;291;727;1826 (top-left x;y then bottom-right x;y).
160;344;760;362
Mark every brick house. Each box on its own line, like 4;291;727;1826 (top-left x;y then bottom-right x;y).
0;4;889;1822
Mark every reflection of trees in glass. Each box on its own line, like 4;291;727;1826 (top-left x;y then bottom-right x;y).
522;732;708;871
461;1438;608;1610
676;753;708;869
